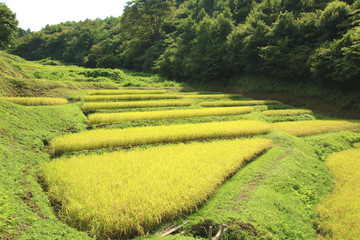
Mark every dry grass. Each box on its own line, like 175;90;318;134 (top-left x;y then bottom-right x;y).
0;97;68;106
49;120;271;155
41;138;273;238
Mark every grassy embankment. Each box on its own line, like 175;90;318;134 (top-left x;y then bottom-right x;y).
1;52;360;239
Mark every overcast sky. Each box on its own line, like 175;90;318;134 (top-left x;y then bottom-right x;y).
2;0;127;31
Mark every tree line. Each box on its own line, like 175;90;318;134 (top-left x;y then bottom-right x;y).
5;0;360;91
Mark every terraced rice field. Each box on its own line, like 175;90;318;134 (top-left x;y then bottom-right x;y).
317;148;360;239
182;94;243;99
0;97;68;106
87;89;166;95
199;100;280;107
40;89;360;239
262;109;312;116
41;138;273;239
84;94;182;101
49;120;271;155
272;120;360;136
81;101;193;111
88;106;254;124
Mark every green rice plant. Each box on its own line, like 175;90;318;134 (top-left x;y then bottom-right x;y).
41;138;273;238
317;148;360;239
0;97;68;106
49;120;271;155
87;89;166;95
199;100;281;107
262;109;312;116
88;106;254;124
183;94;243;99
81;101;193;111
273;120;360;136
83;94;182;101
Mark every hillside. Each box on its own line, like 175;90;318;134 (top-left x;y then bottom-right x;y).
1;53;360;239
8;0;360;112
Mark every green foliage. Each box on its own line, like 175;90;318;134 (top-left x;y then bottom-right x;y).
8;0;360;109
0;3;18;49
310;26;360;87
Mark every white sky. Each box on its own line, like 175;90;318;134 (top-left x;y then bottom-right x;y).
1;0;128;31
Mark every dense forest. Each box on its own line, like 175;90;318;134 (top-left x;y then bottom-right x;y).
8;0;360;94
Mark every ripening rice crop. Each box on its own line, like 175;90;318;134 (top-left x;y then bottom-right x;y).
87;89;166;95
81;101;193;111
41;138;273;238
262;109;312;116
199;100;281;107
317;148;360;239
272;120;360;136
0;97;68;106
49;120;271;155
353;142;360;148
182;94;243;99
83;94;182;102
88;106;254;124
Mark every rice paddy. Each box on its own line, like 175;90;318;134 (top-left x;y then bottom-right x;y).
81;101;193;111
317;148;360;239
83;94;182;102
87;89;166;95
199;100;281;107
182;94;243;99
88;106;254;124
262;109;312;116
272;120;360;136
49;120;271;155
41;138;273;239
0;97;68;106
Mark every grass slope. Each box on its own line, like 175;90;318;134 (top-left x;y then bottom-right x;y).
0;100;90;239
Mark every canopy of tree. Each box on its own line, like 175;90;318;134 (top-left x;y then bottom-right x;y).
0;3;18;49
9;0;360;92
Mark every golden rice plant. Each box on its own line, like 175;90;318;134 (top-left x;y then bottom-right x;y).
41;138;273;238
49;120;271;155
272;120;360;136
81;101;193;111
87;89;166;95
199;100;281;107
353;142;360;148
83;94;182;101
262;109;312;116
88;106;254;124
0;97;68;106
317;148;360;239
182;94;243;99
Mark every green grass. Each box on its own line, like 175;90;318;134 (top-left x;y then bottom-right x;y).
0;100;91;239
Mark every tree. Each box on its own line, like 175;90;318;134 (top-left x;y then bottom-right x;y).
0;3;18;49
